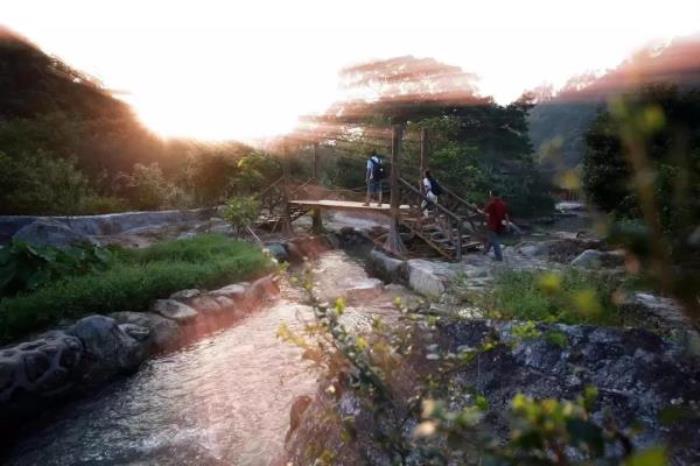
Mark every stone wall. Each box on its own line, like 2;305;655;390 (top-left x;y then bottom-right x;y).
0;208;218;244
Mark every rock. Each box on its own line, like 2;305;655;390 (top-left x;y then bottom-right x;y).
213;296;237;311
407;259;456;298
210;283;248;300
169;289;201;301
109;311;181;351
190;295;223;314
571;249;625;268
516;241;549;258
435;319;700;463
248;275;280;302
119;323;151;341
345;278;384;304
571;249;604;268
0;331;83;407
620;292;700;346
152;299;199;322
69;316;148;380
368;249;407;283
265;243;289;262
12;219;99;248
555;201;586;213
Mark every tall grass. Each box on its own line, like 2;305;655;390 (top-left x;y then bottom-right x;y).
0;235;272;342
482;268;622;326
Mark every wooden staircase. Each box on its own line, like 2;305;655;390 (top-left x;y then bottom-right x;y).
397;177;483;261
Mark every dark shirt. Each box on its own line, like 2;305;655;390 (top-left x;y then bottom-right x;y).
484;197;508;233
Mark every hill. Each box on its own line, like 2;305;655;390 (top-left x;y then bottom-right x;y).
528;35;700;170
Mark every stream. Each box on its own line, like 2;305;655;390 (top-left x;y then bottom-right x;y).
6;250;403;466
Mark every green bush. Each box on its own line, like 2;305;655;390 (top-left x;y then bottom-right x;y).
116;162;176;210
222;195;260;234
0;150;93;215
483;268;621;325
0;235;272;342
0;240;112;297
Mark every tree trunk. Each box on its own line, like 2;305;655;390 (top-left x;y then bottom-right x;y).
312;143;323;233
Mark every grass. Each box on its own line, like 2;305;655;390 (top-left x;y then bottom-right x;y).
481;268;622;326
0;234;273;342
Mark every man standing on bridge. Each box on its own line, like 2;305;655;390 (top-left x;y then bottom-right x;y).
364;151;385;207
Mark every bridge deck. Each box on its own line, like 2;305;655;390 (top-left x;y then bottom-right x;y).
290;199;410;213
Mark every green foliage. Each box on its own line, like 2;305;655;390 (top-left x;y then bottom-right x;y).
419;387;667;466
483;268;621;325
0;150;94;214
583;85;700;249
0;235;271;341
405;108;553;217
222;196;261;234
116;162;177;210
0;240;112;297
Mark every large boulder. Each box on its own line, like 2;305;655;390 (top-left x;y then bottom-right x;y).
109;311;181;351
0;331;83;410
620;293;700;349
12;219;99;248
368;249;407;283
68;315;148;381
152;299;199;322
407;259;456;298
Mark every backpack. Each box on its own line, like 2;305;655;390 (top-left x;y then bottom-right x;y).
429;178;443;196
370;157;386;180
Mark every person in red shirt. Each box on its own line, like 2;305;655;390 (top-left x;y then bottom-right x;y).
481;190;510;261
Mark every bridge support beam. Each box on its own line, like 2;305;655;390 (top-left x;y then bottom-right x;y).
280;144;293;236
384;124;407;257
419;127;427;193
311;143;323;234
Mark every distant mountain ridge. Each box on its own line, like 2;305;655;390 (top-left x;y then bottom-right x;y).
528;35;700;170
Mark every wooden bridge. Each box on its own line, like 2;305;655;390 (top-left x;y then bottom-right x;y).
254;126;485;261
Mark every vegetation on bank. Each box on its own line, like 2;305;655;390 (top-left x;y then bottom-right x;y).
480;268;622;326
0;235;272;342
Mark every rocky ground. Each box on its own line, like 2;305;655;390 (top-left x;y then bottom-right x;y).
283;212;700;465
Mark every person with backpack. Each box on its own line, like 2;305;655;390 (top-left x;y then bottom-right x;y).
421;169;442;216
480;189;510;261
364;151;385;206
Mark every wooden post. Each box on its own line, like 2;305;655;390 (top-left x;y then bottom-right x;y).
311;142;323;233
383;124;407;257
280;143;293;235
419;127;427;193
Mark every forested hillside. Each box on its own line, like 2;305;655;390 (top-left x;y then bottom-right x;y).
0;28;271;214
529;36;700;170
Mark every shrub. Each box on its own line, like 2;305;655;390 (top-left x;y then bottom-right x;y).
222;195;260;234
0;240;112;297
0;150;93;215
117;162;175;210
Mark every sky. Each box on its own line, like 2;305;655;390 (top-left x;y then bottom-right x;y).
3;0;700;142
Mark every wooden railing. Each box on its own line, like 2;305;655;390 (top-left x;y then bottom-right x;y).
398;177;465;260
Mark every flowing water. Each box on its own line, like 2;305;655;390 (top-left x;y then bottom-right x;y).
6;250;404;466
